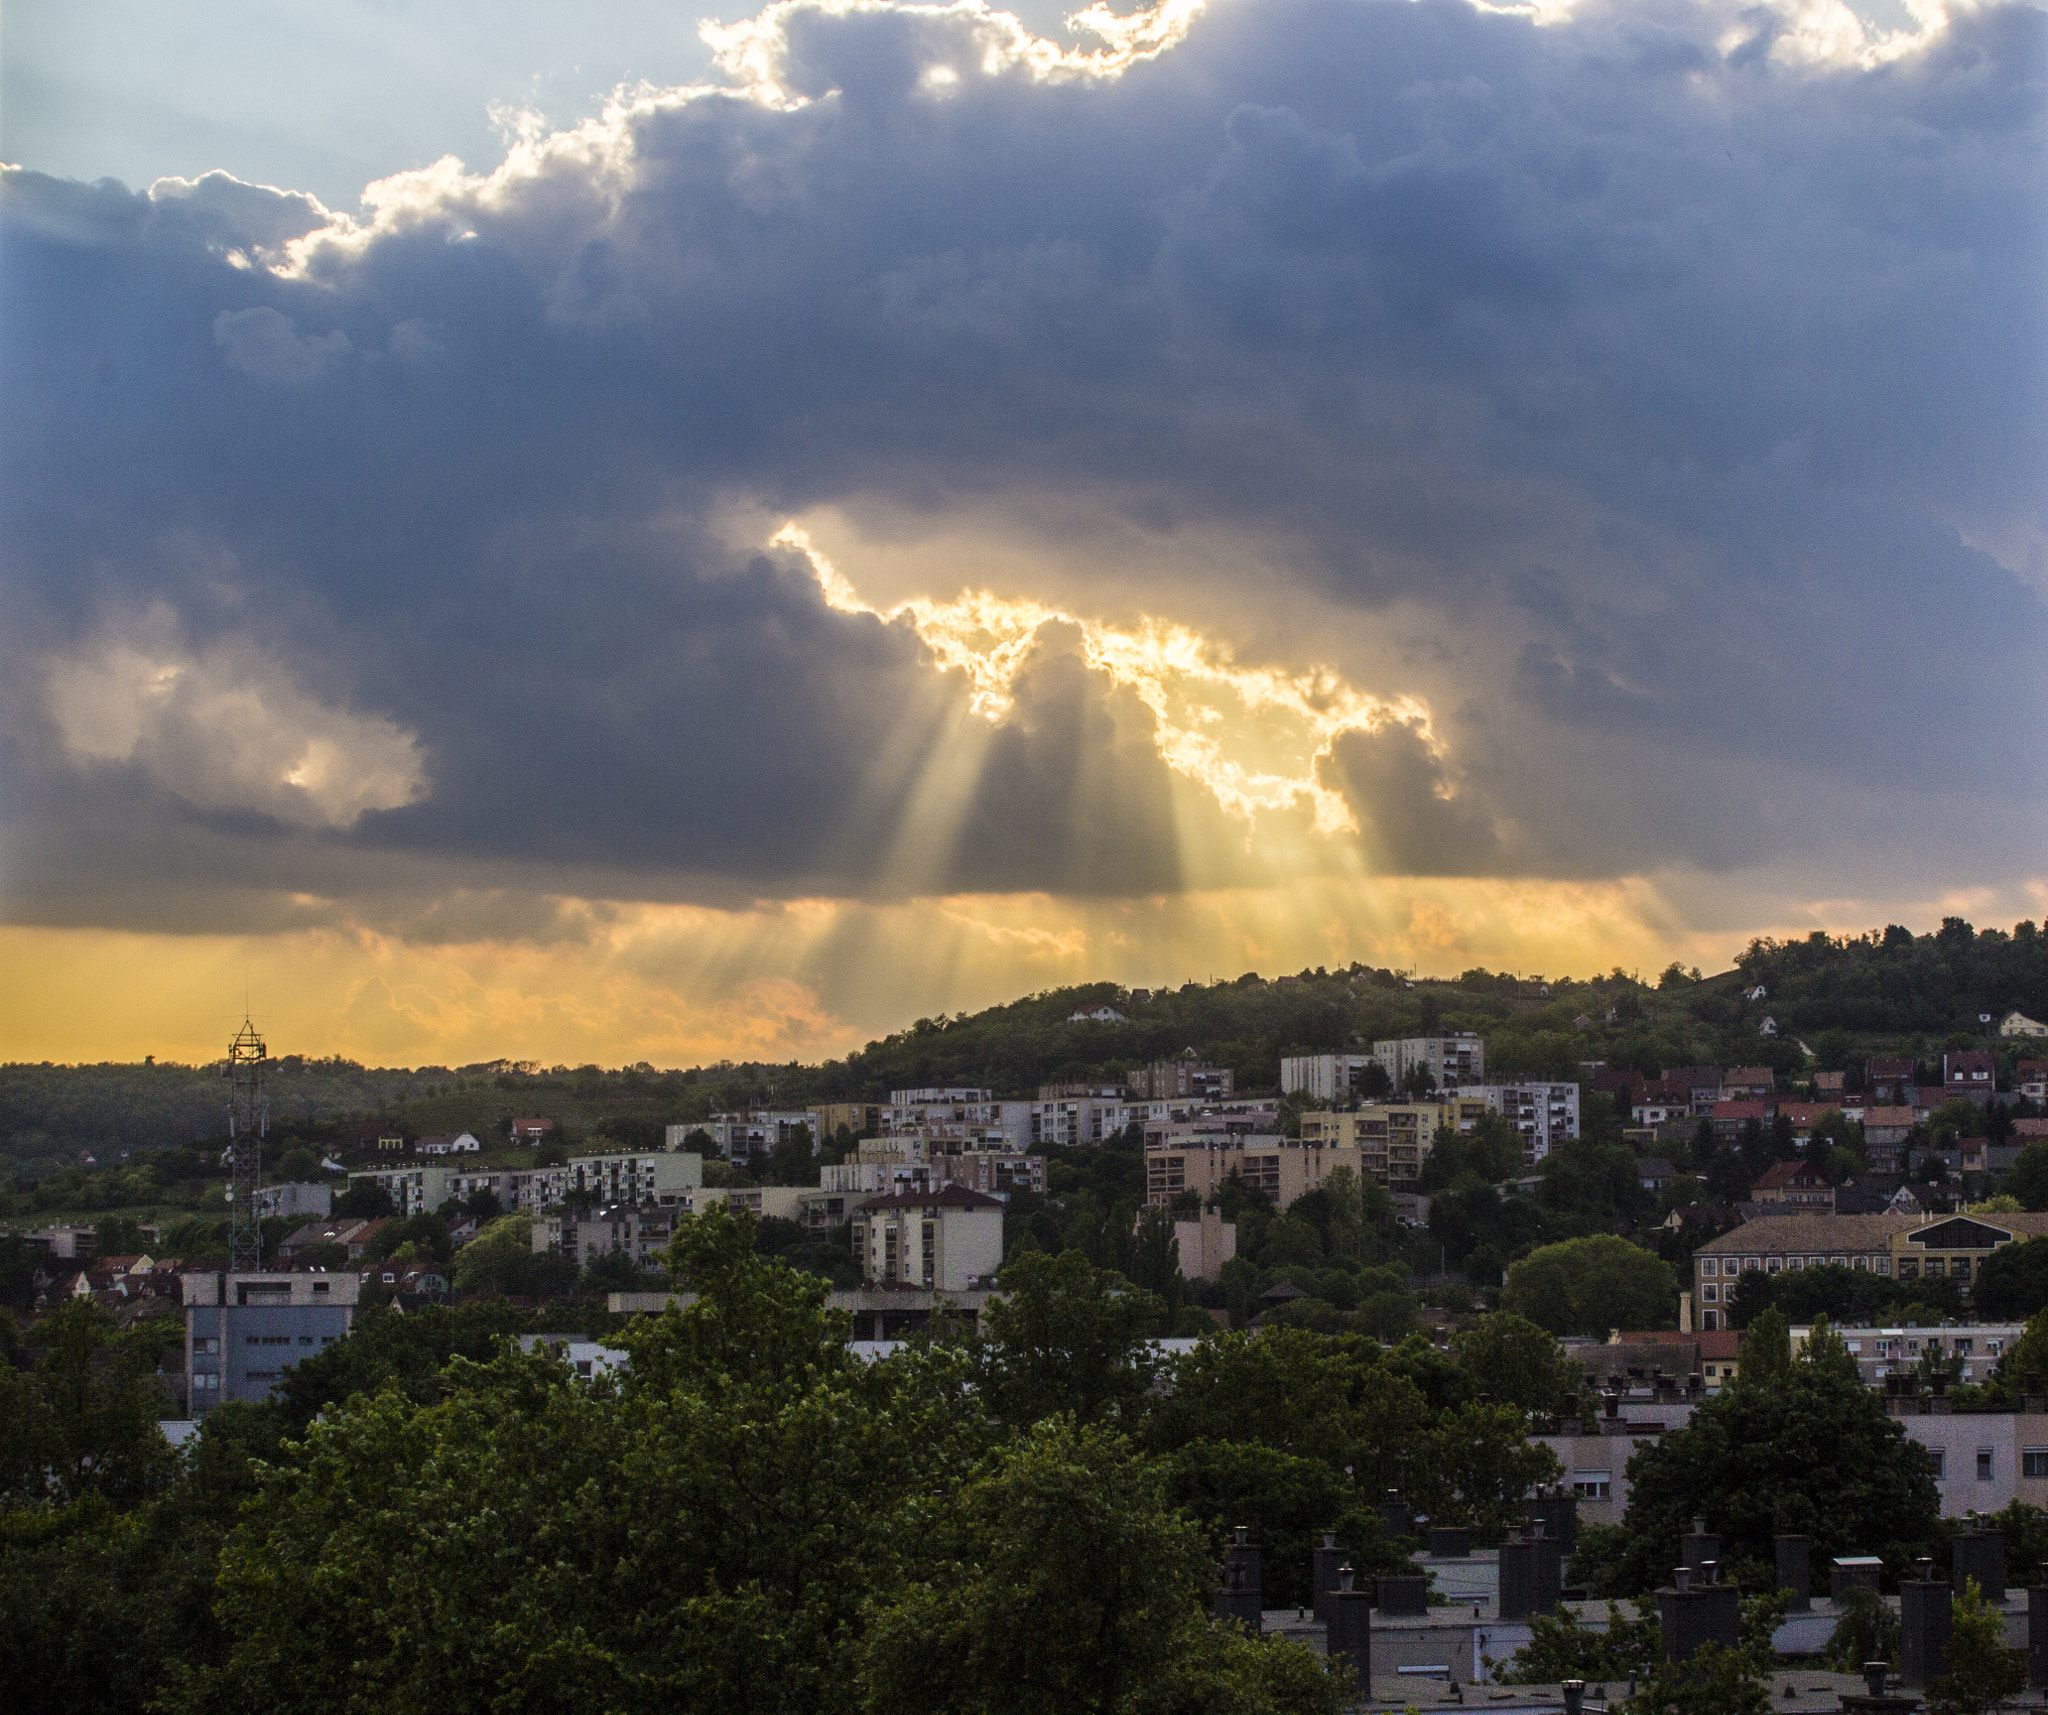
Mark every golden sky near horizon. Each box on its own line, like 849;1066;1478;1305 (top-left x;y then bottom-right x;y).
3;0;2042;1067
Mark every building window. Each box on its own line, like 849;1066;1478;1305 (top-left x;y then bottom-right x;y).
1701;1258;1718;1276
2023;1449;2048;1479
1702;1285;1718;1303
1572;1475;1612;1501
1932;1450;1947;1478
1978;1449;1995;1481
1702;1310;1719;1331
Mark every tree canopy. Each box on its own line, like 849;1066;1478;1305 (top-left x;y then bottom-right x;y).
1500;1235;1677;1337
1597;1316;1942;1595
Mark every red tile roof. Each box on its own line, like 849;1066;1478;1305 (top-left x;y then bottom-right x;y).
1753;1160;1826;1190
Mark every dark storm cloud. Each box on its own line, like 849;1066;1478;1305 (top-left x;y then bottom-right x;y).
1318;720;1503;877
1;0;2043;932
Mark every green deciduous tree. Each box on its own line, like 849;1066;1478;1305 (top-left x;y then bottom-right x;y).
2003;1143;2048;1212
1599;1316;1941;1596
1500;1235;1677;1337
1413;1400;1563;1542
0;1301;176;1509
1492;1600;1660;1683
1927;1578;2026;1715
1973;1237;2048;1319
1824;1584;1901;1671
977;1249;1165;1429
1450;1312;1583;1414
862;1418;1345;1715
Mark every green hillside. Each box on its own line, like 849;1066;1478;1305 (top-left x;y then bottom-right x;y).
4;914;2043;1192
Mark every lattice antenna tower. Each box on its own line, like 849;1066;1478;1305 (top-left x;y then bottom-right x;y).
225;1017;268;1272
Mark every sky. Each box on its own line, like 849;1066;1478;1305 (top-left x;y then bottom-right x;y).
2;0;2043;1067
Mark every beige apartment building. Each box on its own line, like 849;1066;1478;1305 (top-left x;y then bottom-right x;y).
1298;1098;1492;1186
1144;1137;1366;1208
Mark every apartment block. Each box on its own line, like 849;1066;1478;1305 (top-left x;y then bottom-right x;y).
1144;1137;1365;1207
533;1203;678;1269
1125;1058;1235;1101
1279;1053;1382;1102
1372;1033;1486;1091
814;1102;883;1141
562;1150;705;1206
1787;1322;2024;1389
347;1162;571;1216
184;1270;359;1416
1466;1082;1581;1163
851;1184;1004;1291
670;1112;824;1162
1299;1101;1487;1186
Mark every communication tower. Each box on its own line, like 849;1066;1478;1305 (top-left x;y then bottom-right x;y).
224;1017;268;1272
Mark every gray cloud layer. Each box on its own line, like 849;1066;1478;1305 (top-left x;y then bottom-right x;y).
2;0;2043;932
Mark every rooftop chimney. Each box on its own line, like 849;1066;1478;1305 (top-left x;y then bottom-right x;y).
1312;1529;1346;1626
1953;1529;2006;1603
1327;1563;1372;1689
1657;1563;1739;1662
1900;1559;1951;1688
1775;1534;1811;1612
1380;1489;1411;1541
1212;1527;1263;1632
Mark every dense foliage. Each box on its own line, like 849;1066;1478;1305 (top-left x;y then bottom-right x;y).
1594;1312;1943;1596
0;1206;1603;1712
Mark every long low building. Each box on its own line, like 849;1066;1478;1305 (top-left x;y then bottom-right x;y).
1690;1211;2048;1330
350;1150;704;1216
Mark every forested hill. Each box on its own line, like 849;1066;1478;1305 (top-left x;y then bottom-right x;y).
3;915;2043;1176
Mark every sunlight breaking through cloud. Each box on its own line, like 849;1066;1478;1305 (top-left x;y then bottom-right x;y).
775;523;1435;837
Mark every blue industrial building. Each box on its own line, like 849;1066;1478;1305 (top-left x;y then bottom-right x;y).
183;1271;360;1414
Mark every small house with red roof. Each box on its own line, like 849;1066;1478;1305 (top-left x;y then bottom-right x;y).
1751;1159;1833;1209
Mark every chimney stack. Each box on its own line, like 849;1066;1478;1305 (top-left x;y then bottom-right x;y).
1657;1562;1740;1662
1380;1489;1410;1542
1312;1530;1346;1626
1900;1558;1951;1688
1212;1526;1263;1631
1499;1531;1562;1621
1775;1534;1811;1612
1681;1517;1719;1574
1952;1528;2006;1603
1376;1573;1429;1617
1327;1563;1372;1690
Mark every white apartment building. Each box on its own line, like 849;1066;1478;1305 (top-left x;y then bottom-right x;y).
1465;1082;1581;1162
852;1185;1005;1291
563;1150;704;1206
1280;1054;1382;1102
1373;1033;1487;1091
347;1162;571;1217
884;1088;1034;1146
1788;1322;2025;1389
669;1112;824;1163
